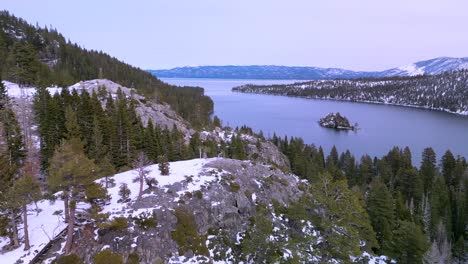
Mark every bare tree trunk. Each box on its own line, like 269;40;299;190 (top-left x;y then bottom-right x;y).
23;204;30;250
64;200;75;254
138;171;143;201
134;152;149;201
64;194;69;223
10;211;19;248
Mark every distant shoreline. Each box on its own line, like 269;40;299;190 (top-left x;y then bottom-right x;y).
232;90;468;117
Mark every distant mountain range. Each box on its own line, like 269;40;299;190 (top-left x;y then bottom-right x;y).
148;57;468;80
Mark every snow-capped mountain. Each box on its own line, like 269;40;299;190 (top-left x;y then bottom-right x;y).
377;57;468;77
149;57;468;80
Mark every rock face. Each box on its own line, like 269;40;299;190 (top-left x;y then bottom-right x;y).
70;79;195;141
200;128;290;168
319;112;357;131
71;158;302;263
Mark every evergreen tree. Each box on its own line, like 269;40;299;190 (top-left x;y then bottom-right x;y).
441;150;456;187
311;172;377;261
0;77;8;110
4;43;40;86
389;221;429;264
420;147;437;193
430;175;452;238
0;108;25;167
158;154;170;176
358;155;374;186
7;171;41;250
48;138;97;254
64;105;81;140
366;178;395;254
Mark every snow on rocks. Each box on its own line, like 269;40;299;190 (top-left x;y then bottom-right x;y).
102;158;219;217
0;158;219;263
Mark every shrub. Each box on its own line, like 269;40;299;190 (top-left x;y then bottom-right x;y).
194;190;203;199
145;177;158;188
125;253;139;264
132;211;157;230
103;217;128;231
185;175;194;183
52;254;83;264
94;249;123;264
118;183;131;203
251;152;259;160
230;182;241;192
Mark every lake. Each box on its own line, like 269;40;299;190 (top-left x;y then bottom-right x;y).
162;78;468;165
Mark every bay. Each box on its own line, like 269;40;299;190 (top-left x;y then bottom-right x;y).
162;78;468;165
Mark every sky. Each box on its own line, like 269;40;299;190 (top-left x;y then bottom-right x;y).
2;0;468;71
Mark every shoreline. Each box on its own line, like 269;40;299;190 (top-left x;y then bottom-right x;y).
232;90;468;117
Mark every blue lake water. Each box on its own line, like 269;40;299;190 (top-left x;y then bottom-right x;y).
162;78;468;165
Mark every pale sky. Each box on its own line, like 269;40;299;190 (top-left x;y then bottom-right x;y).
2;0;468;70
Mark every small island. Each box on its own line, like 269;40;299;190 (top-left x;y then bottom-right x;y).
319;112;358;131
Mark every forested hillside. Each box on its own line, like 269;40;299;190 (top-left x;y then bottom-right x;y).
0;11;213;127
271;135;467;263
233;71;468;115
0;10;466;264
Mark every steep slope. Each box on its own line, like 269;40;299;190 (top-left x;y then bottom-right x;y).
149;57;468;80
0;11;213;127
0;158;387;264
3;79;195;140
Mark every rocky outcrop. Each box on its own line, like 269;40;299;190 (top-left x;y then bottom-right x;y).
70;79;195;141
71;158;301;263
319;112;357;131
200;127;290;168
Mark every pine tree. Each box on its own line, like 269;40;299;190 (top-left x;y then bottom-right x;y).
48;138;97;254
118;183;131;203
64;105;81;140
311;172;377;261
430;175;452;238
358;155;374;186
0;77;8;110
326;145;339;168
366;178;395;254
0;108;25;167
4;43;40;86
158;154;170;176
441;150;456;187
420;147;437;193
7;171;41;250
88;115;105;160
389;221;429;264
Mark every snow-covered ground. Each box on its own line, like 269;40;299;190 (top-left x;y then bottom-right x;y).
102;158;219;218
0;199;66;264
2;79;132;100
3;81;61;98
0;158;220;264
